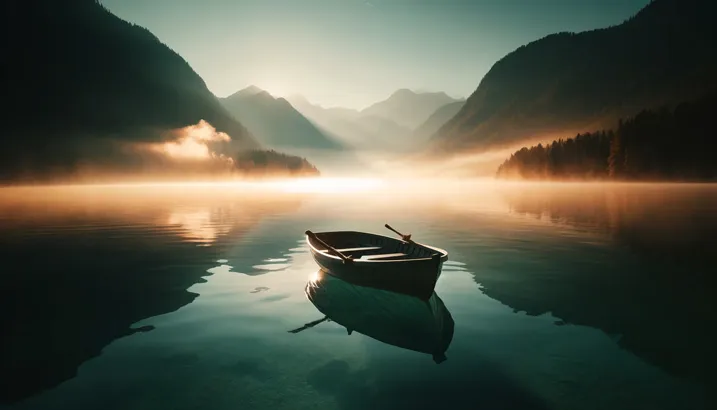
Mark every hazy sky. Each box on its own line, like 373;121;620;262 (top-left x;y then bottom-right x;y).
102;0;650;109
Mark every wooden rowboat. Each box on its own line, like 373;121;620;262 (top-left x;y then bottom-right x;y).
297;270;454;363
304;224;448;301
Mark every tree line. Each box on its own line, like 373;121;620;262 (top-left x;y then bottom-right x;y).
234;150;319;176
496;91;717;180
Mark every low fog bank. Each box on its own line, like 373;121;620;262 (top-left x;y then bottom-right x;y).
1;120;319;186
309;146;518;179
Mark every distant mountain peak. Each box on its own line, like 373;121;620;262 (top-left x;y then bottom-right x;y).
361;88;462;129
232;85;265;97
390;88;456;98
223;86;279;102
220;89;343;151
253;90;274;99
390;88;416;97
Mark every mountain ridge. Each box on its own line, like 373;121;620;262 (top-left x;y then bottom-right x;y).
287;90;462;152
361;89;463;129
431;0;717;154
414;101;466;143
221;87;344;151
2;0;321;181
228;85;265;98
287;94;413;152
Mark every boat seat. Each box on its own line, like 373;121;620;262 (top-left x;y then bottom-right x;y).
319;246;382;253
359;253;407;260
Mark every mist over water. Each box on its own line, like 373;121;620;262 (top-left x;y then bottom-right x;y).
1;180;715;409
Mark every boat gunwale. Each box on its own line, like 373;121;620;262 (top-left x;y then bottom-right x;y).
305;230;448;264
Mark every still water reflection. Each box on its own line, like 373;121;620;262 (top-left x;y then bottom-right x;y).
1;181;715;410
299;270;454;364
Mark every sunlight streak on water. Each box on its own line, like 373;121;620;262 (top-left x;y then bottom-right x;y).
307;270;323;284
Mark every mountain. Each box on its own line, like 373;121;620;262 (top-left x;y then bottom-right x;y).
287;90;461;152
432;0;717;154
361;89;462;129
2;0;316;181
221;87;343;151
235;85;264;97
287;95;412;152
287;95;362;122
413;101;466;142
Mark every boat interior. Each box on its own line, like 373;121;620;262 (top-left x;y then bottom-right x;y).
312;231;443;261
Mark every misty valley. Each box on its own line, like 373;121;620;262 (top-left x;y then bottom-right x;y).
3;0;717;409
5;0;717;183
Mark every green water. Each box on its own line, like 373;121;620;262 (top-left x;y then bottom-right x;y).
1;181;715;410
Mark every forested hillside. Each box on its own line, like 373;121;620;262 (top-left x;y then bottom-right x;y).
496;92;717;180
433;0;717;154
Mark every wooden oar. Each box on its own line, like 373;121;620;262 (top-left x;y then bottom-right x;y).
384;224;413;243
305;230;353;263
287;316;329;333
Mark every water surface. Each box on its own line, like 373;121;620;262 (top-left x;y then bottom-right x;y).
1;181;715;410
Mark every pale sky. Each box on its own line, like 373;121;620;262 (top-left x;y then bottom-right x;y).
102;0;650;109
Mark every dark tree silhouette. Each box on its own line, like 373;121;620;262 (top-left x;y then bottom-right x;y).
235;150;320;176
496;91;717;181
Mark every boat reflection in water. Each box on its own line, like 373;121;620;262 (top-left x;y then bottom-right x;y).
292;270;454;364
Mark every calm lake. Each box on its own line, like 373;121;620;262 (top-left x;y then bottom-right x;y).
1;180;715;410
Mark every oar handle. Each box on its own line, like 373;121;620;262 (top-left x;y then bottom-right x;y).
384;224;413;243
305;230;352;263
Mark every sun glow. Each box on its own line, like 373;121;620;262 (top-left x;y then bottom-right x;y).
267;177;386;193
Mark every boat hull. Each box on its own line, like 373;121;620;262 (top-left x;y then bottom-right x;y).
306;231;447;301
